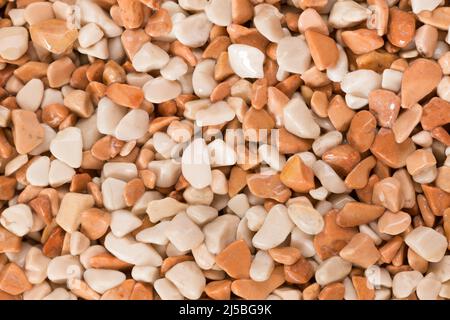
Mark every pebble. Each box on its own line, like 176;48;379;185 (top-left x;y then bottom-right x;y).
165;212;204;251
115;109;149;141
0;204;33;237
110;210;142;238
312;160;349;194
405;226;447;263
56;193;94;233
336;202;384;228
50;127;83;168
181;138;212;189
195;101;235;127
228;44;265;79
378;211;411;236
30;19;78;54
216;240;251;279
16;79;44;112
340;233;381;268
47;255;82;284
84;269;126;294
401;59;442;109
328;1;370;29
0;263;32;295
173;13;212;48
166;261;205;300
203;214;240;255
26;156;50;187
143;77;182;103
252;205;294;250
305;29;339;70
11;110;45;155
132;42;170;73
276;36;311;75
232;266;285;300
315;256;352;286
283;97;320;139
78;23;104;49
392;271;423;299
0;27;28;60
287;203;324;235
104;232;162;267
280;155;315;193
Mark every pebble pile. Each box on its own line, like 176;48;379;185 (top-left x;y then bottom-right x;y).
0;0;449;301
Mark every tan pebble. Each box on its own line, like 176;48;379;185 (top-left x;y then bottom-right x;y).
405;149;436;177
401;59;442;109
231;266;285;300
372;177;404;212
11;110;44;155
352;276;375;300
0;263;32;295
117;0;143;29
280;156;315;193
0;226;21;253
276;128;312;155
145;8;171;38
284;255;314;284
356;51;397;73
123;178;145;207
368;89;400;128
420;97;450;131
347;110;377;153
407;248;428;274
318;282;345;300
205;280;231;300
342;29;384;55
340;233;380;268
393;104;423;144
417;7;450;30
304;29;338;70
303;283;320;300
387;8;415;48
345;156;377;189
215;240;251;279
421;184;450;216
231;0;253;25
63;90;94;118
30;19;78;54
378;211;412;235
327;95;355;132
101;279;135;300
370;128;416;169
379;236;403;264
322;144;361;177
247;173;291;203
298;8;328;35
336;202;384;228
14;61;48;83
268;246;301;266
313;210;357;260
0;176;16;201
42;226;64;258
90;253;132;270
106;83;144;109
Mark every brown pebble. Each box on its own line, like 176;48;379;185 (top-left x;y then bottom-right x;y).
268;247;301;266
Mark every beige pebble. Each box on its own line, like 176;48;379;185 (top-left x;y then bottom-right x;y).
405;226;448;263
84;268;126;294
315;256;352;286
50;127;83;168
146;197;188;223
0;27;28;60
392;271;423;299
78;23;104;49
104;232;162;267
0;204;33;237
56;193;94;233
110;210;142;238
252;204;294;250
203;214;240;254
166;261;205;300
165;212;204;251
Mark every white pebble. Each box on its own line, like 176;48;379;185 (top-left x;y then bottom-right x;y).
182;138;212;189
115;109;149;141
16;79;44;111
132;42;170;72
143;77;182;103
50;127;83;168
0;204;33;237
228;44;265;79
26;156;50;187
